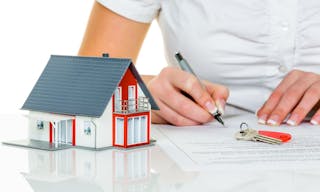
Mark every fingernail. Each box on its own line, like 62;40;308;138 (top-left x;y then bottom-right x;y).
216;100;226;115
311;116;320;125
205;101;218;114
258;114;268;124
311;119;319;125
267;115;280;126
287;114;299;126
283;113;291;123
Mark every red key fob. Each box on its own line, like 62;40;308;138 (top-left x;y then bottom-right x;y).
258;130;292;142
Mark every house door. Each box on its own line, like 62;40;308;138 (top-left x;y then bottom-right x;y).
53;120;73;145
128;86;136;112
114;87;122;112
115;117;124;145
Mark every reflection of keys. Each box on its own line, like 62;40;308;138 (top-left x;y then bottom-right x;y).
235;128;282;145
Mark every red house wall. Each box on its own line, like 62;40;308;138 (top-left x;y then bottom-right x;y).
119;69;138;101
112;69;138;112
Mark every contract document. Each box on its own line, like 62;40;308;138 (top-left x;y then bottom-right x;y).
152;109;320;171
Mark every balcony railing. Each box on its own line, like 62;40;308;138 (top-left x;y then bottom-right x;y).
114;97;150;114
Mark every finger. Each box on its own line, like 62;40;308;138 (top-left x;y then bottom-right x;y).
159;82;213;123
203;80;229;114
286;81;320;126
257;70;303;124
311;107;320;125
154;98;200;126
164;67;218;115
147;73;206;125
151;110;168;124
267;73;319;126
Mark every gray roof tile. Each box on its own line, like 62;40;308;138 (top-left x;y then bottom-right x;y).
22;55;159;117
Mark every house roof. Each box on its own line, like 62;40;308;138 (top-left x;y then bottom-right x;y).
22;55;159;117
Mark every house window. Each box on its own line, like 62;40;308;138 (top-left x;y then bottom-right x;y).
36;120;44;130
140;116;147;143
114;87;122;112
134;117;140;143
127;115;148;145
84;121;91;135
127;118;134;145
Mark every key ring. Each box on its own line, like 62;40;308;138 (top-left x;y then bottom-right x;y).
240;122;249;134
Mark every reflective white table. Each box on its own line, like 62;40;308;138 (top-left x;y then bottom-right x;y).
1;114;320;192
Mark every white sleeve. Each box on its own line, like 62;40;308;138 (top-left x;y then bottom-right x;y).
96;0;160;23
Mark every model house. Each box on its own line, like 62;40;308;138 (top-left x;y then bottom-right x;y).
19;54;159;150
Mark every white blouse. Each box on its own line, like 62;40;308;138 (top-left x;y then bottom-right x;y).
97;0;320;112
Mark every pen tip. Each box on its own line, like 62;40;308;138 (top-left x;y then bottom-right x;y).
175;52;183;61
214;114;225;127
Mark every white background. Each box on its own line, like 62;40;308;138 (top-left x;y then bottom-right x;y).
0;2;165;191
0;0;166;115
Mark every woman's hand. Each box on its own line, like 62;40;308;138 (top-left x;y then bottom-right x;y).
257;70;320;126
147;67;229;126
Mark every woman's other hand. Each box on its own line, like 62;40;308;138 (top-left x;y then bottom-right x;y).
257;70;320;126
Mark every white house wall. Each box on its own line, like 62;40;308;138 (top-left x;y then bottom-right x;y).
26;111;73;121
137;85;145;98
28;112;49;142
94;99;113;148
75;116;96;148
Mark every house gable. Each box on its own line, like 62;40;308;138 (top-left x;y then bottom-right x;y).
128;64;159;110
119;66;138;101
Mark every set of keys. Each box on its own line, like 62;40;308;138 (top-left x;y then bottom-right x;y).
235;123;291;145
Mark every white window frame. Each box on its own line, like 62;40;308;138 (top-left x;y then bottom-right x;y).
114;86;122;112
128;85;136;112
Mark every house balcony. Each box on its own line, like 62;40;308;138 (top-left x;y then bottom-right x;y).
114;97;151;114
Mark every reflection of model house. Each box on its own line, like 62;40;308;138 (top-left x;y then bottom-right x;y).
21;54;158;150
113;149;150;189
22;149;106;192
22;148;153;192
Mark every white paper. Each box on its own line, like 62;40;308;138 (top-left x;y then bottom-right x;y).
152;110;320;171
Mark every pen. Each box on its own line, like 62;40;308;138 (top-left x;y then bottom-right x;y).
174;52;225;126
